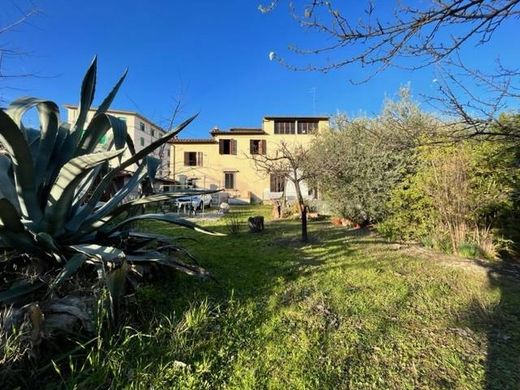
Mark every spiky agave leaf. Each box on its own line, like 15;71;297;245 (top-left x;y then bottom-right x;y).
102;213;225;237
42;148;125;235
0;110;41;221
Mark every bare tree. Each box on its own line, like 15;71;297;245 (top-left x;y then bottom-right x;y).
252;141;311;242
0;4;39;93
261;1;520;141
261;1;519;73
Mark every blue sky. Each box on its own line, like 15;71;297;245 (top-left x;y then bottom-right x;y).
1;0;518;138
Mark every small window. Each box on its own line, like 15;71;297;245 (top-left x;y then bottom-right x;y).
297;120;318;134
270;174;286;192
219;139;237;155
139;122;145;131
151;128;155;137
274;121;296;134
250;139;266;155
224;172;235;189
184;151;203;166
140;137;144;146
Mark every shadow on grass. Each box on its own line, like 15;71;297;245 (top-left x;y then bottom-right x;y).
462;266;520;390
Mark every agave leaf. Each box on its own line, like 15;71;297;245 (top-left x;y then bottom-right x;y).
45;123;72;184
76;114;127;155
104;213;225;237
126;133;136;156
94;69;128;116
120;114;197;171
127;251;210;278
146;156;161;186
156;244;201;265
7;98;61;173
0;279;46;304
0;155;18;210
66;158;149;233
73;56;97;135
0;110;41;220
71;164;103;209
33;102;60;187
106;261;128;324
76;114;198;230
0;198;24;232
5;97;53;129
43;148;125;234
49;253;87;289
0;199;40;254
79;115;197;217
6;98;60;189
72;191;217;238
69;244;125;263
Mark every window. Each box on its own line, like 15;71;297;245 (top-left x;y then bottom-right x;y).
250;139;266;155
219;139;237;155
270;174;286;192
224;172;235;189
184;151;203;166
140;137;145;146
151;128;155;137
139;122;145;131
274;121;296;134
297;120;318;134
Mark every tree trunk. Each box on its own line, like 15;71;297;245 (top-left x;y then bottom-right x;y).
292;177;308;242
301;205;308;242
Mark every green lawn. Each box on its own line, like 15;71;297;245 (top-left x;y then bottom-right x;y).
48;206;520;389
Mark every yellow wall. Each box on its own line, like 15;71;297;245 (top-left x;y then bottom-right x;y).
170;118;329;202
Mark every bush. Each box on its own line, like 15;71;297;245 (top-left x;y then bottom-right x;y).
224;211;243;234
381;137;519;259
305;88;433;225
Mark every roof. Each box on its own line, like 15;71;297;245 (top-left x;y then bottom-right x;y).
263;115;329;121
64;104;166;133
170;138;217;144
211;128;267;135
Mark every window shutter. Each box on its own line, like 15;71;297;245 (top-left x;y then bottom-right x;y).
250;140;254;154
184;152;189;166
197;152;203;166
261;140;266;155
219;139;224;154
231;139;237;155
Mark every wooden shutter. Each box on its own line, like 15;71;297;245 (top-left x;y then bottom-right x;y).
197;152;203;166
231;139;237;155
219;139;224;154
184;152;189;166
261;140;266;155
250;140;254;154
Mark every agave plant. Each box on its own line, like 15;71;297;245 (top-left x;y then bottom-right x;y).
0;58;223;337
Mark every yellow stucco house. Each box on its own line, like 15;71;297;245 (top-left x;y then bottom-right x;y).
170;116;329;203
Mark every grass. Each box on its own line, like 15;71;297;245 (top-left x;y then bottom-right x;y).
9;205;520;389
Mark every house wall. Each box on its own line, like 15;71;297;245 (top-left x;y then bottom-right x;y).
170;118;329;203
